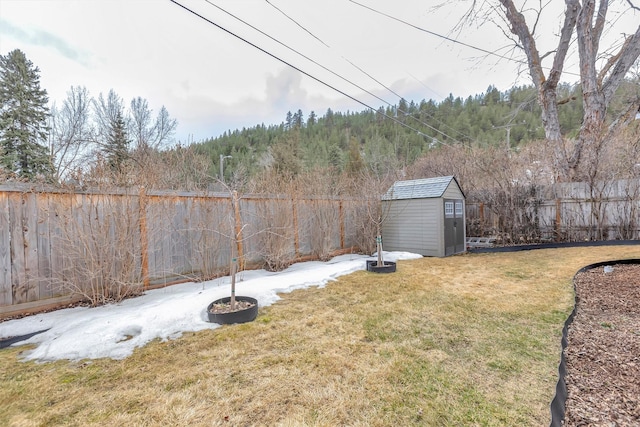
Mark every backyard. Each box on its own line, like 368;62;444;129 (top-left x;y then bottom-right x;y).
1;245;638;426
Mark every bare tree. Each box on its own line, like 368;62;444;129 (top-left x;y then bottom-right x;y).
49;86;93;183
463;1;640;181
129;97;178;154
93;89;126;145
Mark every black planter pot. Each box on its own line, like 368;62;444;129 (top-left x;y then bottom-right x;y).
207;296;258;325
366;260;397;273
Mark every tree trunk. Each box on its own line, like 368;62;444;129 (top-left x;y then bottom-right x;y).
539;86;567;178
498;0;640;182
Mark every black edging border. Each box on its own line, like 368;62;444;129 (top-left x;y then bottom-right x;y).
0;329;50;350
469;239;640;253
468;240;640;426
549;257;640;427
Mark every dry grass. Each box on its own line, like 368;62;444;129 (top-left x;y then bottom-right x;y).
1;245;638;426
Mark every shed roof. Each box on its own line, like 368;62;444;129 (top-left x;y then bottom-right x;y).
382;176;462;200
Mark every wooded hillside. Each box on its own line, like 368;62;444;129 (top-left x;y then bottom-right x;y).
193;84;588;181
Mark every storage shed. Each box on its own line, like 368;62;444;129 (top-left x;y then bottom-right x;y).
381;176;466;257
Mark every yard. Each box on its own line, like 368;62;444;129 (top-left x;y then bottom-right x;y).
1;245;638;426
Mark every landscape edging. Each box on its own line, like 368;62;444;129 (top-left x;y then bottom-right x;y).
468;239;640;253
549;258;640;427
468;240;640;426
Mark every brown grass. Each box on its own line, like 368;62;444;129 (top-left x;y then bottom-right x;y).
1;245;638;426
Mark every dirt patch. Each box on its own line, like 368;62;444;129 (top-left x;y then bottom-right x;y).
563;263;640;426
208;299;256;314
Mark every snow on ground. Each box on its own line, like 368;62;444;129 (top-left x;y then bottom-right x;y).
0;252;421;362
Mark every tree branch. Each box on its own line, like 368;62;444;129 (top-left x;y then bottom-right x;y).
592;0;609;51
499;0;546;87
601;25;640;104
548;0;580;88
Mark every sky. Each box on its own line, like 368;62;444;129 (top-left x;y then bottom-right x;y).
0;251;421;362
1;0;638;144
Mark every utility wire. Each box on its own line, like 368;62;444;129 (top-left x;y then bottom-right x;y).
348;0;581;78
187;0;462;144
348;0;526;65
169;0;437;141
265;0;329;48
262;0;469;143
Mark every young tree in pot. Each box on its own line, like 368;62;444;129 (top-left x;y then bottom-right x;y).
207;189;258;324
365;197;396;273
371;206;386;268
358;168;398;273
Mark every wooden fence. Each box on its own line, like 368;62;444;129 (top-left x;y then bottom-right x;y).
0;185;369;316
466;179;640;242
3;179;638;316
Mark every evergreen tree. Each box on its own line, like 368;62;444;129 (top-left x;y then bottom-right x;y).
293;109;304;129
307;110;317;127
328;143;342;170
284;111;293;130
271;133;301;177
0;49;52;180
105;110;130;175
345;137;364;175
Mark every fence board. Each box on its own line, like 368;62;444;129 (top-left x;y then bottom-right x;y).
36;194;53;299
9;193;27;304
48;194;69;296
22;192;40;302
0;192;11;305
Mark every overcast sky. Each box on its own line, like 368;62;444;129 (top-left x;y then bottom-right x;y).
1;0;638;144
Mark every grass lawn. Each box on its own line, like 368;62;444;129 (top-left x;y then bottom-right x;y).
1;245;638;426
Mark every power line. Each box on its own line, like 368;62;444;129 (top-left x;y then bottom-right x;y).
348;0;525;65
207;0;462;143
261;0;470;142
348;0;581;78
265;0;329;48
172;0;462;145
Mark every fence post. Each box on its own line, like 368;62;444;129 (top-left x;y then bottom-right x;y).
232;191;244;269
339;200;345;249
555;198;562;241
139;187;150;289
292;197;299;257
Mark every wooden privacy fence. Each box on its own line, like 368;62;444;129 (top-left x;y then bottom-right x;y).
466;179;640;242
0;185;369;316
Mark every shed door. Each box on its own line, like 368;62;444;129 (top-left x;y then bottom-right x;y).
444;199;465;256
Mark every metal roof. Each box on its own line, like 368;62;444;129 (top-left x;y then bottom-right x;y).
382;176;458;200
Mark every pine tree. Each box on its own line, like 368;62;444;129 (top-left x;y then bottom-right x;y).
0;49;52;180
105;110;130;175
103;111;129;179
284;111;293;130
345;137;364;175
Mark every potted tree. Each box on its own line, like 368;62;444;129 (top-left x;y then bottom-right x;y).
359;169;397;273
365;203;396;273
207;190;259;324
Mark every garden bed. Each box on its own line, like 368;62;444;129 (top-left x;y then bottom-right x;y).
563;263;640;426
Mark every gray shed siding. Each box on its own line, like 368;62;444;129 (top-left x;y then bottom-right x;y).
443;184;463;200
382;198;444;257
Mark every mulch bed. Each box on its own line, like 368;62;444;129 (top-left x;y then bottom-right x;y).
563;263;640;426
